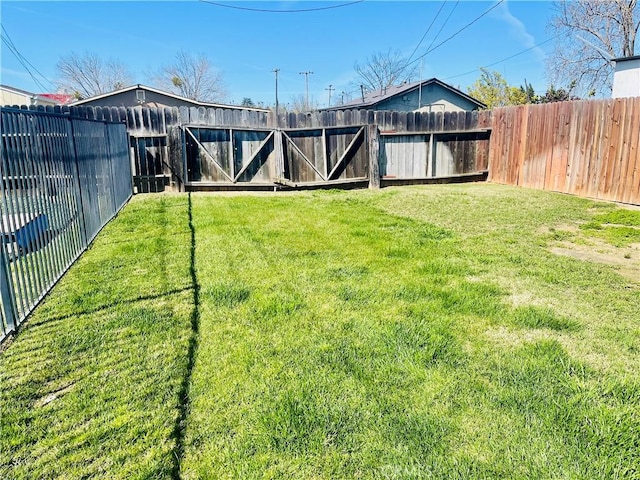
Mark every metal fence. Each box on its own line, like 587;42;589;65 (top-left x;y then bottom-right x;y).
0;108;132;342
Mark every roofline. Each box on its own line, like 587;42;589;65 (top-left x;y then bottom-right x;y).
613;55;640;63
1;84;59;104
320;77;485;111
70;84;270;112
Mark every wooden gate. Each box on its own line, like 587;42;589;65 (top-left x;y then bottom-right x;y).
184;127;275;184
183;125;368;188
282;126;367;184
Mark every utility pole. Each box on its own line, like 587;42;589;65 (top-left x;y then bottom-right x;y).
299;71;314;110
341;91;346;104
325;84;335;107
273;68;279;127
360;84;366;103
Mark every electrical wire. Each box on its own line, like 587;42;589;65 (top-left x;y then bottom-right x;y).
1;25;56;91
442;33;564;81
400;0;458;82
1;27;51;89
407;0;505;68
199;0;364;13
405;1;448;66
424;0;460;55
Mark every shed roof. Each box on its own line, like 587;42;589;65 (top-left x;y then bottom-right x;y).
323;78;485;111
70;84;269;112
613;55;640;63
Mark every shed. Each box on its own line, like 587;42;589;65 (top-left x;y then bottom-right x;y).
324;78;485;113
612;55;640;98
70;84;269;112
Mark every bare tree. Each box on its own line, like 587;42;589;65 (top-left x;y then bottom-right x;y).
354;49;417;92
548;0;639;95
287;94;319;113
151;50;227;102
57;52;133;99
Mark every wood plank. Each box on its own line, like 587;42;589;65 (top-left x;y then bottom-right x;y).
282;131;325;181
368;125;380;188
610;98;628;202
328;127;365;179
234;131;275;182
623;97;640;204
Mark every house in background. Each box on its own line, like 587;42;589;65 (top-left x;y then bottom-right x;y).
323;78;485;113
1;85;74;107
70;84;269;112
1;85;61;107
612;55;640;98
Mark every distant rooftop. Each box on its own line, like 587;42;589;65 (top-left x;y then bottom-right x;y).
70;84;270;112
323;78;485;111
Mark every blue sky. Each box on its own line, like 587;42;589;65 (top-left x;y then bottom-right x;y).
1;1;557;107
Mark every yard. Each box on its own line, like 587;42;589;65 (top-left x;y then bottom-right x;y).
1;184;639;479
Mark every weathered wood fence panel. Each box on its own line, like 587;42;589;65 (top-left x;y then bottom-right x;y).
8;104;492;191
489;98;640;205
0;107;132;343
379;111;491;181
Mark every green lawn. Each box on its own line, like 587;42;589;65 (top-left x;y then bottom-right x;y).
1;184;639;479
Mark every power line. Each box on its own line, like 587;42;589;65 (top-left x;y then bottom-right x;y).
1;26;54;90
401;0;459;82
199;0;364;13
424;0;460;55
405;1;448;66
1;25;56;91
407;0;505;69
443;33;562;81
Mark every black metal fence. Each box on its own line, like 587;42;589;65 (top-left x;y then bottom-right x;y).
0;108;132;342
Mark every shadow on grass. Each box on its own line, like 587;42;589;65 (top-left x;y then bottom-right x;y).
172;192;201;480
26;287;193;328
0;196;195;479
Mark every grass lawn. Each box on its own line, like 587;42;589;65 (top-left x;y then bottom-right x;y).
2;184;639;479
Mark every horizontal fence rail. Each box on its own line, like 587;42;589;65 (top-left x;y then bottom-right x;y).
0;108;132;342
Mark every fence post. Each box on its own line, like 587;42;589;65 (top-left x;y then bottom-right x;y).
0;244;16;333
368;124;380;189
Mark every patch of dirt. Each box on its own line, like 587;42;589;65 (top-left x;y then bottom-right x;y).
550;238;639;282
537;224;579;235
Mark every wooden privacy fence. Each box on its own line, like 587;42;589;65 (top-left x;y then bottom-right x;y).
8;105;492;192
489;97;640;205
0;108;132;343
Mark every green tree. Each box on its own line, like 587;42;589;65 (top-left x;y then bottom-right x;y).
241;97;255;107
539;83;580;103
467;69;530;109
